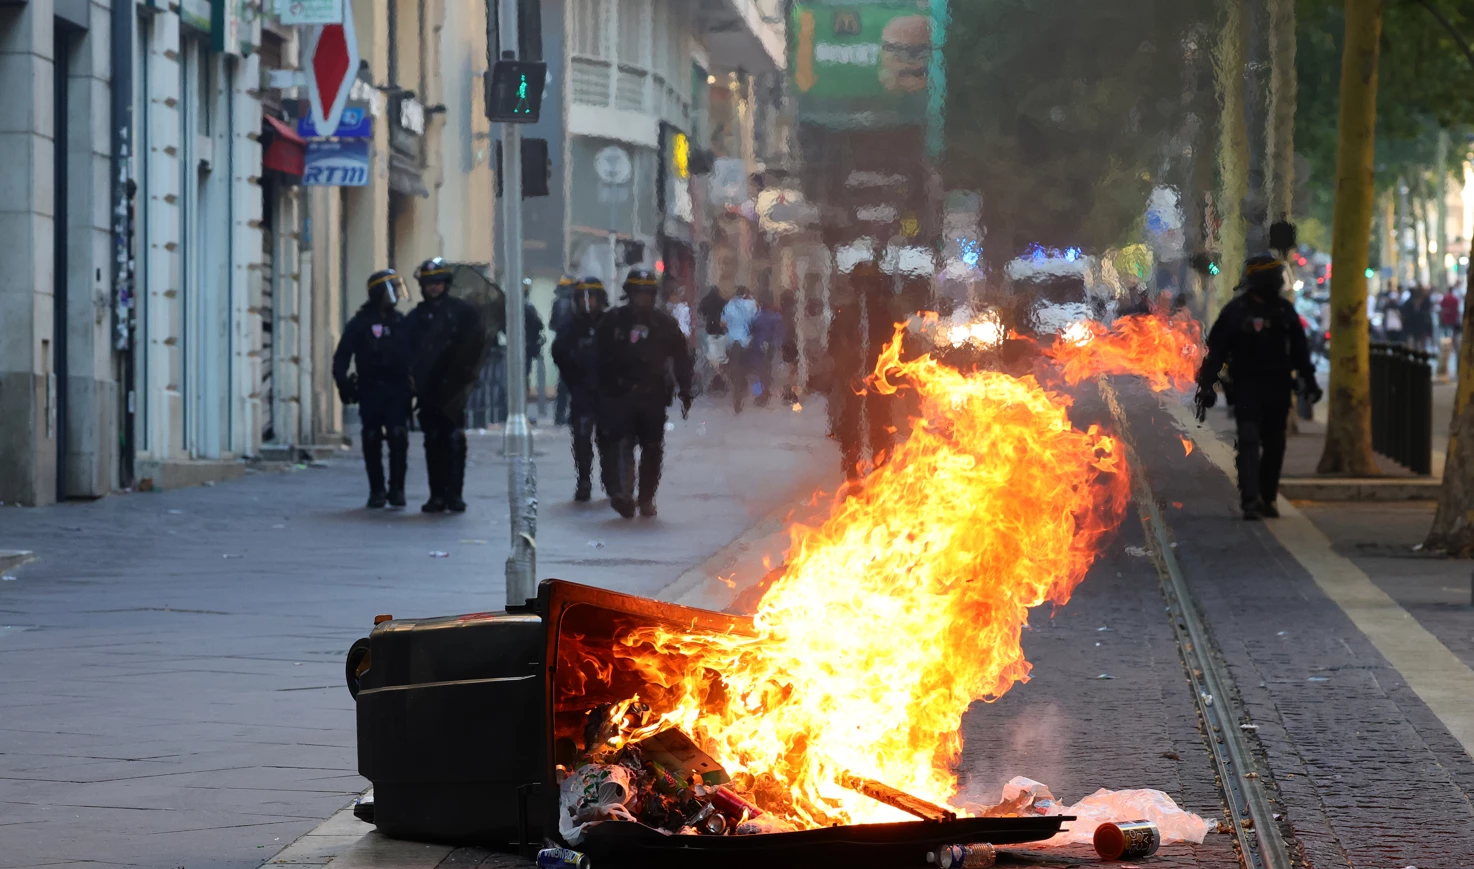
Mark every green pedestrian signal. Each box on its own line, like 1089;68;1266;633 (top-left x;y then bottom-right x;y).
1208;262;1220;276
485;60;546;123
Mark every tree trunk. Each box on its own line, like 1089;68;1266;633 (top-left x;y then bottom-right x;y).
1426;273;1474;552
1265;0;1296;224
1433;129;1450;289
1214;0;1250;314
1316;0;1384;476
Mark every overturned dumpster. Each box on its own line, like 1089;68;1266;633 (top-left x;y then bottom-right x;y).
346;580;1069;867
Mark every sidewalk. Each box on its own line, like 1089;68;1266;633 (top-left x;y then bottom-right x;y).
1141;382;1474;868
0;399;838;869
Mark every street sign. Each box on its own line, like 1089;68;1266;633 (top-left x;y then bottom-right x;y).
278;0;344;25
304;14;360;138
302;139;370;186
295;104;371;140
595;145;632;185
484;60;547;123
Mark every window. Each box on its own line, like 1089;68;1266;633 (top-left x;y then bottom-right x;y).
573;0;606;58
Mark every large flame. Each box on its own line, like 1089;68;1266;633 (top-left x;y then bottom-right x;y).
1045;311;1203;391
607;312;1202;828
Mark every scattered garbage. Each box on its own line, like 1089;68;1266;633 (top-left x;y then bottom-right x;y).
461;539;489;545
1239;724;1259;731
1200;693;1213;706
1124;545;1150;557
665;422;676;432
1097;626;1113;632
1094;819;1161;860
985;777;1213;847
928;842;996;868
1096;674;1115;680
1277;631;1289;637
1307;676;1330;682
587;540;606;549
537;846;591;869
428;551;450;559
1;575;15;582
222;554;243;559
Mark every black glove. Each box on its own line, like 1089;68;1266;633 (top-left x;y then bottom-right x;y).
1300;375;1324;405
1194;382;1217;422
338;375;359;406
680;394;693;420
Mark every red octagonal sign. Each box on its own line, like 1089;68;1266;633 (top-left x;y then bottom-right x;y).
305;13;360;137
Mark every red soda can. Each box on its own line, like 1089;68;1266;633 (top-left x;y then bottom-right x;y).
709;786;763;820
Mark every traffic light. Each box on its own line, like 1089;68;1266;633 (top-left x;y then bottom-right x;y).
495;138;552;198
484;60;547;123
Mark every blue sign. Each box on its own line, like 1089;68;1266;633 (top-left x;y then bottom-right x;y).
297;105;372;140
303;140;371;186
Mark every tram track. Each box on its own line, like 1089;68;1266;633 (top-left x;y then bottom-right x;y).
1100;379;1296;869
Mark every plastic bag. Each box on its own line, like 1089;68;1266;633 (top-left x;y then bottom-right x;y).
558;764;637;846
990;776;1214;846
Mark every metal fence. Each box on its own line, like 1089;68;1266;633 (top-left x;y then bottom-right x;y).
1369;342;1433;475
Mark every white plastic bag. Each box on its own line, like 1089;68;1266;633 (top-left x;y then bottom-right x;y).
996;776;1215;846
558;764;637;846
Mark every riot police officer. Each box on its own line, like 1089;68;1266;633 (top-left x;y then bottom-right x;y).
1196;254;1323;520
595;269;694;518
334;269;412;508
406;257;488;514
551;277;609;502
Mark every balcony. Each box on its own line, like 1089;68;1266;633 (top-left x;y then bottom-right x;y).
696;0;786;72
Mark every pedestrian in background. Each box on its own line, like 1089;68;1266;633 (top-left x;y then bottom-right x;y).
549;274;579;426
665;279;692;343
1195;254;1321;521
551;277;609;502
1403;286;1435;353
333;269;412;509
751;288;785;407
722;286;759;413
698;285;728;394
595;269;694;518
407;257;488;514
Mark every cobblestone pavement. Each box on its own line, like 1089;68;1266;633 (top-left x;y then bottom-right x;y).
0;400;838;869
1120;381;1474;869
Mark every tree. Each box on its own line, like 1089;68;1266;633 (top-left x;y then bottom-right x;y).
942;0;1217;267
1316;0;1385;476
1266;0;1298;224
1214;0;1251;315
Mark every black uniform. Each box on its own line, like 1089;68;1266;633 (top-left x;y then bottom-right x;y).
406;293;487;511
551;306;605;500
333;304;411;503
595;300;693;517
1198;267;1317;516
827;265;900;482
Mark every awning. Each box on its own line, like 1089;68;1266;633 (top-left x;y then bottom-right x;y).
262;115;306;177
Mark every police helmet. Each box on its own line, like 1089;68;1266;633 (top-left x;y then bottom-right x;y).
622;268;660;298
1240;254;1286;298
366;268;401;306
414;257;452;285
574;276;608;315
557;273;578;289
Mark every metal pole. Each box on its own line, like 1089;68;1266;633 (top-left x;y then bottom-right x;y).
498;0;537;609
112;0;135;487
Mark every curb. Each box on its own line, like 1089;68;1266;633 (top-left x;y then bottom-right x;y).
0;550;34;573
1279;477;1440;501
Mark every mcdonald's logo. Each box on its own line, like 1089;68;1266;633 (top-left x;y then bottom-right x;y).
832;11;861;36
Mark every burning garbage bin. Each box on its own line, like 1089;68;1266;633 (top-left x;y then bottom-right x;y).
348;580;1070;866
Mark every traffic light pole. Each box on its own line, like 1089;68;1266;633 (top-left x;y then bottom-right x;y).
497;0;537;610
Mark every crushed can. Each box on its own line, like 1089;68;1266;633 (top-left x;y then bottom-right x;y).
1093;820;1161;861
928;842;996;868
537;847;591;869
709;786;763;821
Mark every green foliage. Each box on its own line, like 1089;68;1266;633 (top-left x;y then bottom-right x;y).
941;0;1216;265
1296;0;1474;236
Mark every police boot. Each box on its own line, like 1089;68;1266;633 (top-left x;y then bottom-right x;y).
386;428;409;508
637;440;664;518
610;439;637;519
572;416;595;502
362;430;388;508
421;435;447;514
445;430;469;513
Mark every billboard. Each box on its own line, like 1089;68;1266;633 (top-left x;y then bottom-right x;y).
790;2;933;128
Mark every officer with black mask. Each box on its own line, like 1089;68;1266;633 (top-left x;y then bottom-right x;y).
406;257;488;514
333;269;411;508
595;269;694;518
1196;254;1323;520
551;277;609;502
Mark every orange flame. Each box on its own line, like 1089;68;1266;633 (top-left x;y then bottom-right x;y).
1045;312;1204;392
1180;435;1194;456
606;314;1201;828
